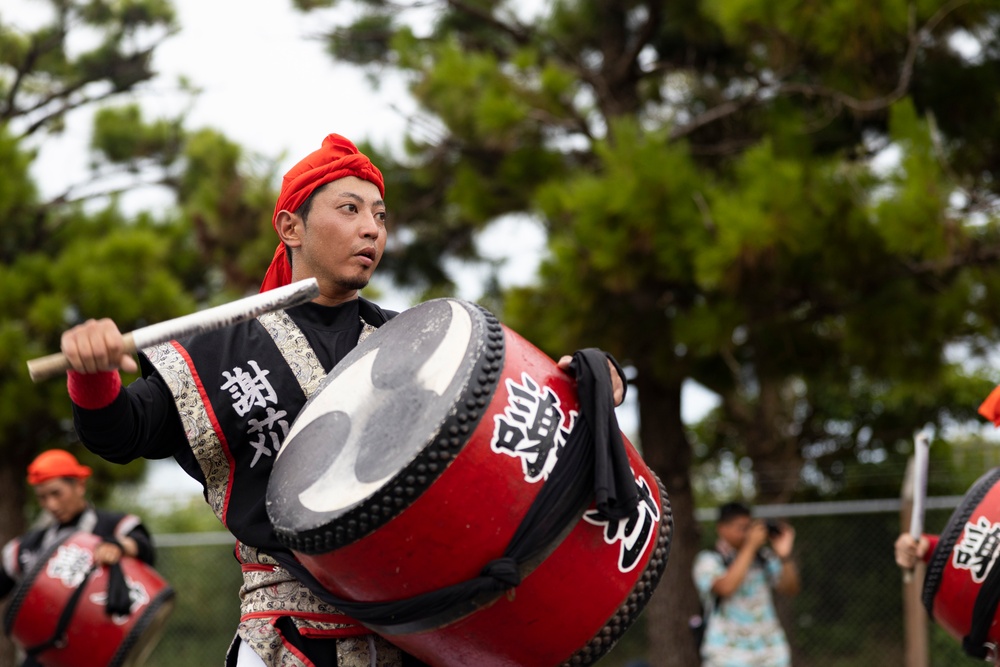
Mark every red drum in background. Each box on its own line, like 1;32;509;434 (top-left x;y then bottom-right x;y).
267;298;672;667
922;467;1000;656
4;532;175;667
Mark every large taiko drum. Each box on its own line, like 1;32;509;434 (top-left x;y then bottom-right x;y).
922;467;1000;659
3;531;175;667
266;298;672;667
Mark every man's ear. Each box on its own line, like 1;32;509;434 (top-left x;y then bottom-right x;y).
275;210;303;248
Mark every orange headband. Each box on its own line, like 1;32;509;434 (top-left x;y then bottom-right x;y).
27;450;92;485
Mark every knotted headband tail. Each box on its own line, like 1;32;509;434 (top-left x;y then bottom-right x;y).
979;384;1000;427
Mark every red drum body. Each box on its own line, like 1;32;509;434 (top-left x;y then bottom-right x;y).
4;532;175;667
267;298;672;666
923;467;1000;652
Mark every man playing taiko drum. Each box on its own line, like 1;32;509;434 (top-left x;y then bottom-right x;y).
59;134;625;667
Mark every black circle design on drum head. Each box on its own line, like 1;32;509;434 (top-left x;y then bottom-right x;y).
268;299;505;554
922;466;1000;620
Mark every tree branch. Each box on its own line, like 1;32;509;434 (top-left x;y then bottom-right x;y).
444;0;532;46
2;25;67;122
44;175;174;210
667;0;970;140
903;240;1000;275
669;95;758;141
612;2;663;86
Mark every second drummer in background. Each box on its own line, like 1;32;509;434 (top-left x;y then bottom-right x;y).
0;449;156;667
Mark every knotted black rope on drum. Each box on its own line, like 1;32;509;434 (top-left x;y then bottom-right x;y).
306;348;637;628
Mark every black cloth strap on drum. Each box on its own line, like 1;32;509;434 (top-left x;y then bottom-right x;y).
101;537;133;617
963;554;1000;659
306;348;638;627
25;565;98;657
105;560;133;617
574;349;637;521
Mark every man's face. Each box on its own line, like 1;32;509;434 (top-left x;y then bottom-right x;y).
33;478;87;525
717;514;752;549
291;176;387;304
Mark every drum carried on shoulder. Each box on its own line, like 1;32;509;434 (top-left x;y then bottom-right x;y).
267;298;672;666
922;467;1000;660
4;531;175;667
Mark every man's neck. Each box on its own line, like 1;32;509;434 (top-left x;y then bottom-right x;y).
57;505;89;528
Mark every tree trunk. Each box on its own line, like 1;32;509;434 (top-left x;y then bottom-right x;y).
0;454;31;667
736;378;804;504
637;368;703;667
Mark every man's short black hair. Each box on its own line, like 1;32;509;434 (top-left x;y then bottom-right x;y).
717;501;752;524
295;182;330;224
283;183;332;270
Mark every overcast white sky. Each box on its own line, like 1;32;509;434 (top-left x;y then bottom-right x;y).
6;0;554;311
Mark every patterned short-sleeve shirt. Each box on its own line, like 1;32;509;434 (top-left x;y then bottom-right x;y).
692;543;790;667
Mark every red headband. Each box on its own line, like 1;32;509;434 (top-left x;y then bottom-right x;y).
259;134;385;293
27;450;92;485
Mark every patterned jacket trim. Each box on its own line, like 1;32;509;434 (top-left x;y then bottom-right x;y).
257;311;377;398
2;539;20;578
143;340;232;524
235;542;364;629
240;615;310;667
257;311;327;399
114;514;143;541
238;617;406;667
359;317;377;345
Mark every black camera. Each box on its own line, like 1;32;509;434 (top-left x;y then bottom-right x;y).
765;519;783;537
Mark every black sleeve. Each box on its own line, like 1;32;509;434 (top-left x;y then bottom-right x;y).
72;372;185;463
0;567;15;600
125;524;157;567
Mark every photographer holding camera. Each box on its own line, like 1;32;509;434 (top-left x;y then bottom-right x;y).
692;502;800;667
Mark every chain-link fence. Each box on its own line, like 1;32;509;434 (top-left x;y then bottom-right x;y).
753;501;966;667
141;534;242;667
601;498;972;667
132;499;970;667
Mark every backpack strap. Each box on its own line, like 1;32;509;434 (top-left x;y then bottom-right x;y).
706;547;731;615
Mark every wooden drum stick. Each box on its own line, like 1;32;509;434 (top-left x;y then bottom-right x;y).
27;278;320;383
904;431;931;584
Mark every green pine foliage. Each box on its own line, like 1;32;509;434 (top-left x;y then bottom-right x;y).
289;1;1000;664
0;6;284;664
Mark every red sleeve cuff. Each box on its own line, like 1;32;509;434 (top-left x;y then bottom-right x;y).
924;533;940;563
67;370;122;410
